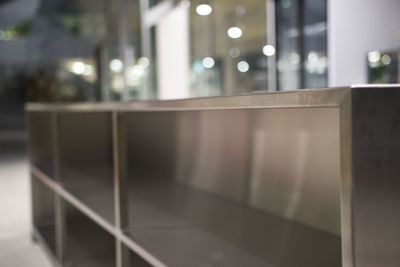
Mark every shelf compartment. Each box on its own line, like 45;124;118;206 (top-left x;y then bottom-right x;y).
31;174;56;254
58;112;114;224
122;108;342;267
27;112;54;178
121;243;153;267
64;200;115;267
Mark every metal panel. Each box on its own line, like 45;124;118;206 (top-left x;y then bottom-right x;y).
351;87;400;267
27;112;54;177
125;107;342;267
58;112;114;224
26;85;400;267
25;87;350;112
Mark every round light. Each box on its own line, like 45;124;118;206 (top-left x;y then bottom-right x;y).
229;47;240;58
72;61;85;75
290;52;300;64
227;27;242;39
368;51;381;63
110;59;123;72
382;54;391;65
202;57;215;69
138;57;150;68
307;52;318;63
129;65;144;77
237;61;249;72
263;45;275;56
196;4;212;16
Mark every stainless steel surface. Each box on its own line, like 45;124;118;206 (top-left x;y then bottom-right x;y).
26;85;400;267
52;112;66;264
31;165;167;267
58;112;114;224
113;111;129;267
27;112;54;177
126;107;341;234
26;87;350;112
351;87;400;267
63;200;116;267
339;90;354;267
124;107;341;266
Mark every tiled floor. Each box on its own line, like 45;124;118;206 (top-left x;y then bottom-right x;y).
0;149;52;267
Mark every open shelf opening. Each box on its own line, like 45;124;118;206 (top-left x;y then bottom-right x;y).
32;175;56;253
28;112;54;178
121;243;153;267
64;200;115;267
58;112;114;224
123;108;342;267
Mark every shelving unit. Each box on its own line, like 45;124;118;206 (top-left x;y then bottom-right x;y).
27;86;400;267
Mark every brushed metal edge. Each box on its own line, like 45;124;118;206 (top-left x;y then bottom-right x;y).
339;90;355;267
26;87;351;112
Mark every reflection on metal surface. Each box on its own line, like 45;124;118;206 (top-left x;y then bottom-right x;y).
125;107;341;266
352;88;400;267
126;108;341;234
26;86;400;267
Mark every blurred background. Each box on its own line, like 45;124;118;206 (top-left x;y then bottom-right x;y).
0;0;399;265
0;0;400;134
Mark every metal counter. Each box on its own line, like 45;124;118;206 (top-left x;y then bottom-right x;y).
27;85;400;267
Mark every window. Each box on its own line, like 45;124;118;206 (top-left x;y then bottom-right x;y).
276;0;327;90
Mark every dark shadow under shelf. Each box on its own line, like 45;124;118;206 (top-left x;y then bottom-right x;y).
35;223;56;254
65;202;115;267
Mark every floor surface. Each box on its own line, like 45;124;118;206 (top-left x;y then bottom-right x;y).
0;147;53;267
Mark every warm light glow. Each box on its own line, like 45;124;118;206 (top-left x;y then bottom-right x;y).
368;51;381;63
290;52;300;64
202;57;215;69
263;45;275;56
72;61;85;75
83;64;94;76
196;4;212;16
132;65;144;76
110;59;123;72
237;61;249;72
227;27;242;39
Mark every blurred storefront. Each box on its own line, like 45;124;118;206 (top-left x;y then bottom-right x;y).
0;0;399;106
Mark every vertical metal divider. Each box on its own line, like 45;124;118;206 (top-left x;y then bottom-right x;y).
113;111;130;267
339;91;355;267
27;113;36;243
52;111;67;264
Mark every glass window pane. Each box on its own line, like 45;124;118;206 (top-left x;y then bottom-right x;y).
189;0;269;97
303;0;327;88
276;0;301;91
